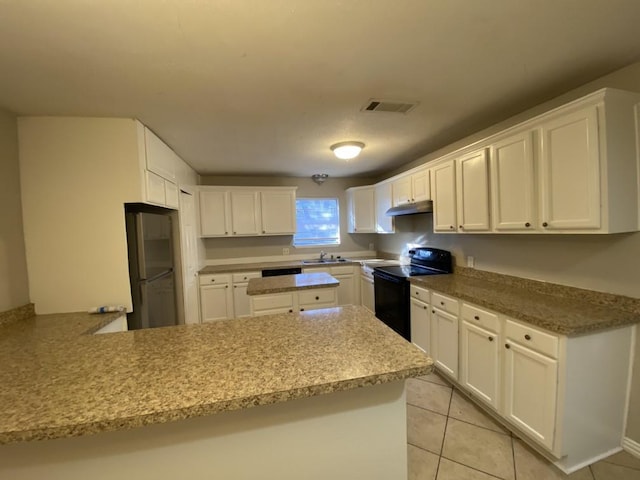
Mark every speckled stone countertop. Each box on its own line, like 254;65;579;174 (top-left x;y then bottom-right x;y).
247;272;339;295
199;258;365;274
410;272;640;335
0;305;430;444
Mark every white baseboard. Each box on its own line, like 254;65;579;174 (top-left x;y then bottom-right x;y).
623;437;640;458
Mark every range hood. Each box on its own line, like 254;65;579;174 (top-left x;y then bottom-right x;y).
386;200;433;216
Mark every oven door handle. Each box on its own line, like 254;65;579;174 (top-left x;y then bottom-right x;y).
373;270;405;284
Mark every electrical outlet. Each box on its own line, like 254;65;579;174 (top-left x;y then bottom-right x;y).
283;248;289;255
466;256;475;268
369;243;374;251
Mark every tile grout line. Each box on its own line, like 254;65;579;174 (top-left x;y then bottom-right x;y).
511;433;517;480
433;386;454;480
438;456;508;480
407;400;510;436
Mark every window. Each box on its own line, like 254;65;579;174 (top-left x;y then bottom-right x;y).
293;198;340;247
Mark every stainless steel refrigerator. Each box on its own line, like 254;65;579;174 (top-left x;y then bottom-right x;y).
125;208;178;330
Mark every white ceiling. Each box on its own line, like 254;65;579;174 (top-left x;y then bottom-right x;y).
1;1;640;178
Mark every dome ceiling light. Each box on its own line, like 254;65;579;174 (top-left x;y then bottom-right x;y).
330;141;365;160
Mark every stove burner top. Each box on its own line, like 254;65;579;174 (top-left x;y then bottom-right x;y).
372;247;453;279
373;264;447;278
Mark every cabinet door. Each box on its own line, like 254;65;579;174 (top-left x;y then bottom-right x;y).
261;190;296;235
503;340;558;450
349;187;375;233
375;182;394;234
165;181;179;209
539;106;601;230
230;191;261;235
200;283;233;322
392;175;412;206
456;149;490;231
232;283;251;318
146;170;166;206
334;274;355;305
144;127;177;182
431;307;459;379
410;297;431;353
461;320;500;409
360;274;374;312
490;131;536;231
431;160;457;232
199;190;230;237
411;169;431;202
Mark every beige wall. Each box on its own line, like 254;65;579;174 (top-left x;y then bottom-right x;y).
18;117;145;314
200;176;377;261
0;109;29;312
377;61;640;443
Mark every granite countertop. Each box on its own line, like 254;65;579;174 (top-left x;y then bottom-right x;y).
247;272;339;295
199;258;364;275
0;305;430;444
410;273;640;335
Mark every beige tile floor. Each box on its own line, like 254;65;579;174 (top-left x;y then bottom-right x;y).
407;372;640;480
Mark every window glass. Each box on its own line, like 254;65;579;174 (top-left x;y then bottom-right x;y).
293;198;340;247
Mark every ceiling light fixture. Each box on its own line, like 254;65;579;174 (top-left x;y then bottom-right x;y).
330;141;365;160
311;173;329;185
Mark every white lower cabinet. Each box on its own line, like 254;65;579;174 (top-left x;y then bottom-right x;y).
303;265;358;306
421;289;635;473
199;274;234;322
409;289;430;353
431;307;459;379
503;336;558;450
251;288;337;316
460;303;501;409
231;272;261;318
460;321;500;409
430;292;460;379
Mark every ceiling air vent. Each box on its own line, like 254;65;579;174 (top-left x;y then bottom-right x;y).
361;99;418;114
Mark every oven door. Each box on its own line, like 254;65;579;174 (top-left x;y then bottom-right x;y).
373;270;410;341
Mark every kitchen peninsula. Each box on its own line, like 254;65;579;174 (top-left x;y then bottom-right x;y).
0;305;430;480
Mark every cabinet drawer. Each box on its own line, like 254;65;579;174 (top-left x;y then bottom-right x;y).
461;303;499;332
298;288;337;305
199;274;231;286
410;285;430;302
252;292;294;311
505;319;559;359
232;271;261;283
432;292;459;315
330;265;354;275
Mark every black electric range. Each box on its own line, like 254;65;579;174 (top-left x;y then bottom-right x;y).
373;248;453;340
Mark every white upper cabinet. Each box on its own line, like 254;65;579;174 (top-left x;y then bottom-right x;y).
431;160;457;232
199;190;231;237
260;189;296;234
411;168;431;202
144;127;177;182
375;181;394;234
392;175;412;206
198;186;297;238
392;169;430;206
456;148;490;231
347;186;376;233
538;105;601;231
143;127;183;209
230;191;261;235
490;130;537;232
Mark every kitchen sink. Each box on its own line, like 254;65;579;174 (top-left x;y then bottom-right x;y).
301;258;348;264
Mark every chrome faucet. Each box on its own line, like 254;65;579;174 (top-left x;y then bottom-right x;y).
319;250;327;260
